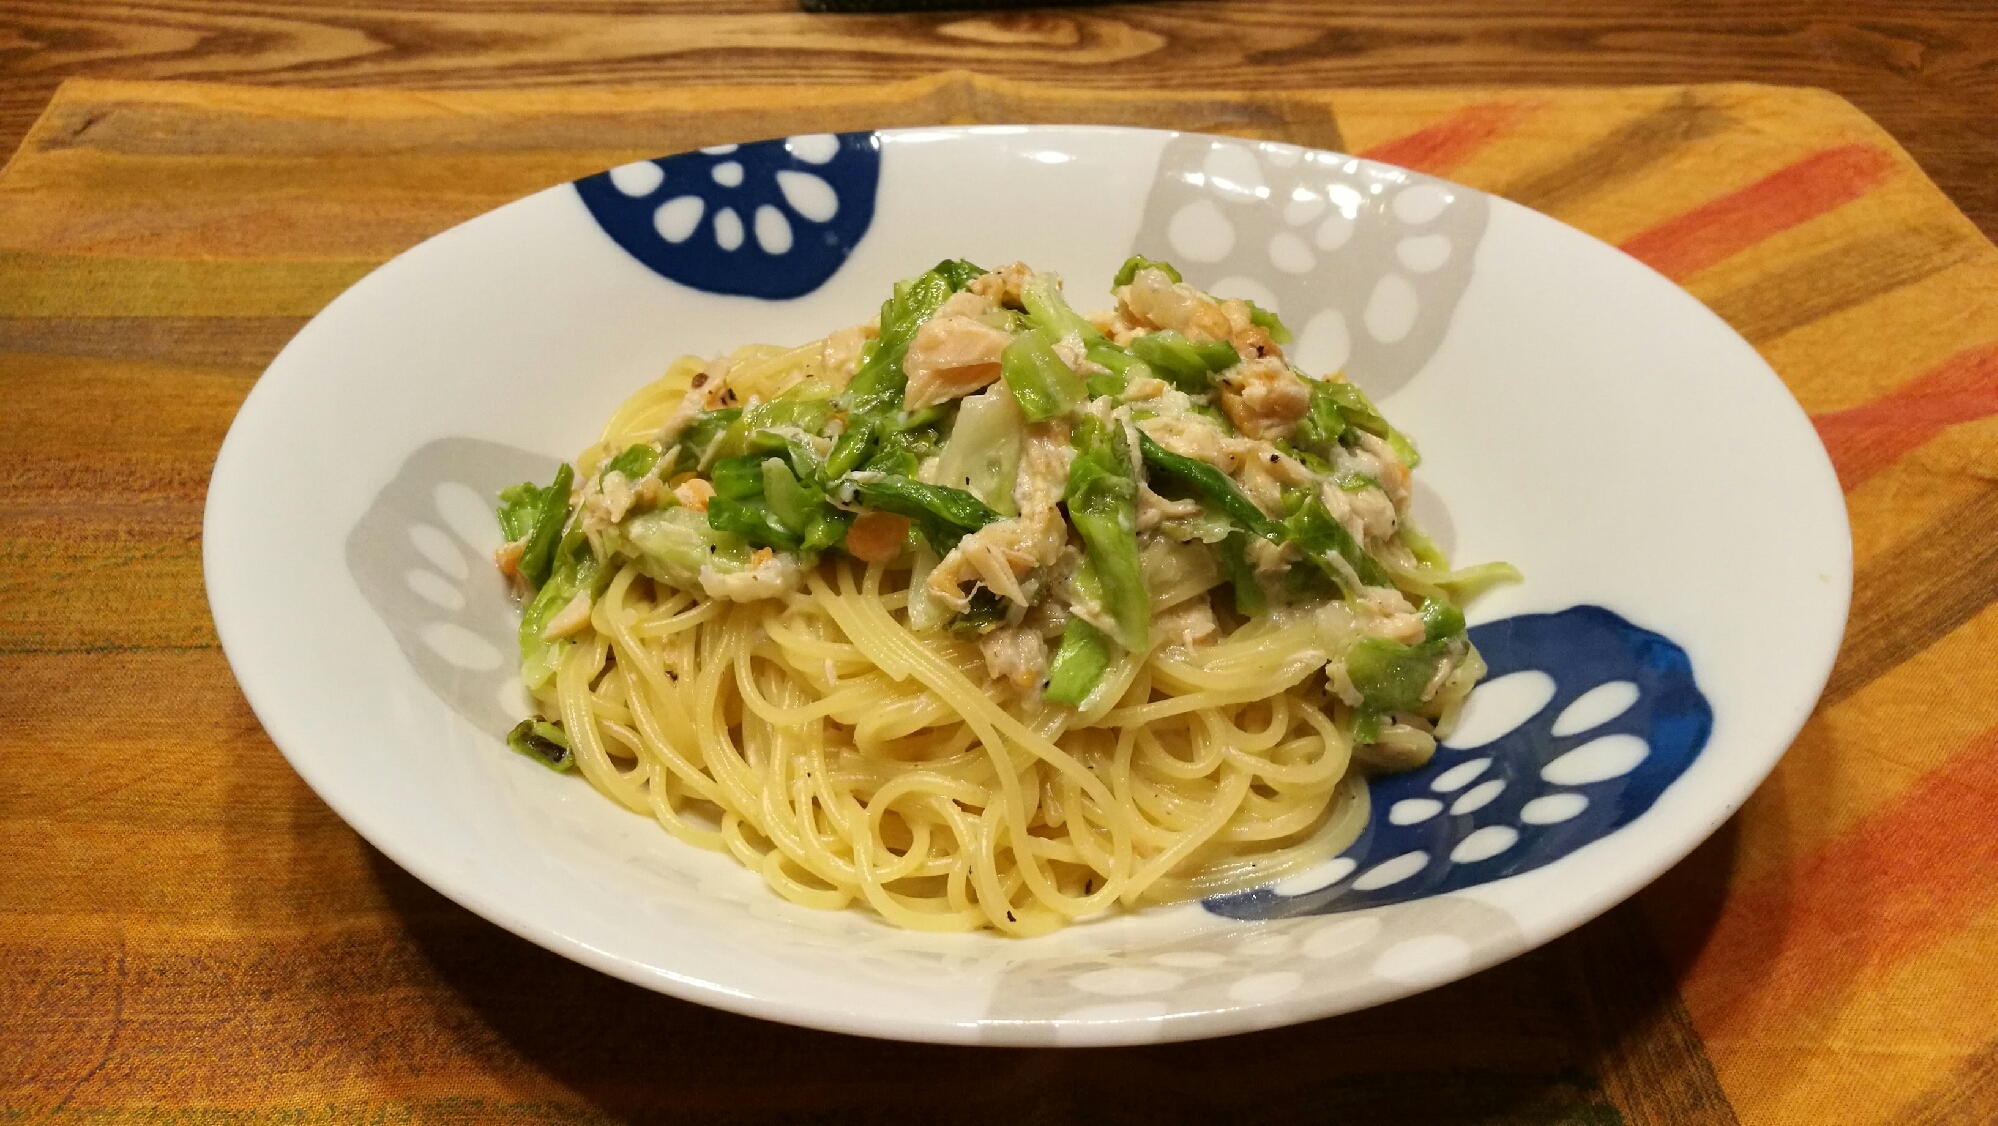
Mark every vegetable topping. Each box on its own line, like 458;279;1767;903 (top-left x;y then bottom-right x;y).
495;258;1517;739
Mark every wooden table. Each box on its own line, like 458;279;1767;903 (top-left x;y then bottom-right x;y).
6;5;1998;1126
3;1;1994;239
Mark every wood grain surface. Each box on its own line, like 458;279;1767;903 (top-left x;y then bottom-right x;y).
1;0;1995;239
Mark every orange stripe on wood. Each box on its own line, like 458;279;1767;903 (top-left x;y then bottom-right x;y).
1358;101;1537;176
1619;144;1896;281
1812;341;1998;491
1684;722;1998;1040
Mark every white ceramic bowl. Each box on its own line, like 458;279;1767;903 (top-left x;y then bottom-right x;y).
204;126;1850;1045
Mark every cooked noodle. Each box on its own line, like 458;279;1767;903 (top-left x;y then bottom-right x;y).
539;547;1374;935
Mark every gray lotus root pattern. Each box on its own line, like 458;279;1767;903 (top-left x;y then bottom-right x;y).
346;437;557;740
984;895;1523;1039
1130;135;1489;396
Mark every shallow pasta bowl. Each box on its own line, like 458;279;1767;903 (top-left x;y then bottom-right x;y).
204;125;1850;1045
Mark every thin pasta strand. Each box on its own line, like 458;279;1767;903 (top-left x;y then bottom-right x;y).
536;525;1383;934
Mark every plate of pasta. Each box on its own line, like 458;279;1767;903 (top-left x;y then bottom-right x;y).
205;126;1850;1044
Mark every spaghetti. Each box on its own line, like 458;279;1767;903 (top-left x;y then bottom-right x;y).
494;257;1515;935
